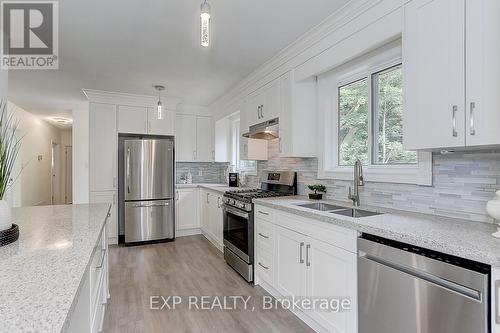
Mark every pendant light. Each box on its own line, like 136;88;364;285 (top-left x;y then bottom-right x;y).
154;85;165;120
200;0;211;47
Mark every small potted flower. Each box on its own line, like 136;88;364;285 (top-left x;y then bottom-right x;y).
307;184;326;200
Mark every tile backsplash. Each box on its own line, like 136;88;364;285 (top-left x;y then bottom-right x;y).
176;162;229;184
243;139;500;224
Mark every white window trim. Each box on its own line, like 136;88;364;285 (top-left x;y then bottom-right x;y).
317;42;432;186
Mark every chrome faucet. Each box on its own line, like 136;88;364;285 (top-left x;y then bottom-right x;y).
348;159;364;206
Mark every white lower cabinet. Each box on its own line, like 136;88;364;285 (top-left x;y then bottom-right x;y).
199;189;223;250
255;205;357;333
67;218;109;333
90;191;118;245
175;188;200;236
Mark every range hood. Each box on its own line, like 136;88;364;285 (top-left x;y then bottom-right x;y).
242;118;279;140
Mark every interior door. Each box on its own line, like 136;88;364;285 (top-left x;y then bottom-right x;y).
275;225;306;298
124;139;174;201
465;0;500;146
306;239;357;333
403;0;466;149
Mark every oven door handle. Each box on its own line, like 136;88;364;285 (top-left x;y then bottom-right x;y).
223;205;250;219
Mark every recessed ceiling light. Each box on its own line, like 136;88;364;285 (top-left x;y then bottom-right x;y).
51;117;72;125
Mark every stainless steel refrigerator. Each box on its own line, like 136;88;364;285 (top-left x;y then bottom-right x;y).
118;136;175;244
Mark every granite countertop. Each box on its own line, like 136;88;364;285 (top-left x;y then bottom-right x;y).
0;204;111;332
253;196;500;268
176;183;239;194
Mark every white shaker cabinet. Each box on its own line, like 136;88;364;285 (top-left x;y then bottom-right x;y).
246;78;281;127
175;188;200;236
89;103;117;192
240;98;268;161
199;189;223;250
90;191;118;245
175;114;214;162
117;106;148;134
147;107;175;136
465;0;500;147
403;0;466;150
404;0;500;150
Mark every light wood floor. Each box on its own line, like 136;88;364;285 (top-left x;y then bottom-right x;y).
102;235;314;333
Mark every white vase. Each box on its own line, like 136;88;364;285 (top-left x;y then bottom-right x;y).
0;199;12;232
487;190;500;238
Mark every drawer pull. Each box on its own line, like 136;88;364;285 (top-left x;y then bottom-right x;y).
299;242;304;264
258;232;269;239
258;210;269;216
258;262;269;270
96;249;106;269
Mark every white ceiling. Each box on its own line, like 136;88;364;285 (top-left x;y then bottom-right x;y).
8;0;350;120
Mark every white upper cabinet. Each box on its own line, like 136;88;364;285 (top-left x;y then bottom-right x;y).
90;103;117;192
279;71;317;157
465;0;500;147
246;78;281;127
175;114;197;162
147;108;175;136
404;0;500;150
117;106;148;134
175;114;214;162
196;116;214;162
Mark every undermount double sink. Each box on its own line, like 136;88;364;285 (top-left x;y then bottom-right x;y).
295;202;382;218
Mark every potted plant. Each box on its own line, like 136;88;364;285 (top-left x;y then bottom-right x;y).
307;184;326;200
0;101;22;245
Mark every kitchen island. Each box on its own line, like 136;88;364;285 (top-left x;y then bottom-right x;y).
0;204;110;333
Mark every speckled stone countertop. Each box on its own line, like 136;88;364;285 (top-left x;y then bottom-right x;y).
176;183;240;194
253;196;500;267
0;204;111;333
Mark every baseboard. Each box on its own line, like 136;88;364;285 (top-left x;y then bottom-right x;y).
201;231;223;252
176;228;201;237
256;281;326;333
108;236;118;245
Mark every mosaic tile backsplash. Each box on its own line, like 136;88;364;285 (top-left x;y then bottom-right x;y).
176;162;229;184
243;139;500;224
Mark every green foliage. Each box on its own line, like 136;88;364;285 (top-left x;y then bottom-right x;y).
308;184;326;194
338;65;417;166
0;101;22;199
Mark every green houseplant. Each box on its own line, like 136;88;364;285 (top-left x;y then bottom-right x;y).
307;184;326;200
0;101;22;232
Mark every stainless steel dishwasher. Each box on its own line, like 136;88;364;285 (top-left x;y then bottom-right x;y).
358;234;490;333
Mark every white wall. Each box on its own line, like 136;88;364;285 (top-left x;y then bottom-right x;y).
8;102;63;206
60;130;72;204
72;107;89;204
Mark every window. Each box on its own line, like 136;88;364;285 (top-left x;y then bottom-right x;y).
318;42;431;185
372;65;417;165
337;64;416;166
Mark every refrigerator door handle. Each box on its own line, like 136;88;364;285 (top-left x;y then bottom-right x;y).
126;147;131;194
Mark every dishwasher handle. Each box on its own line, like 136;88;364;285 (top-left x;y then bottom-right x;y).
359;251;482;301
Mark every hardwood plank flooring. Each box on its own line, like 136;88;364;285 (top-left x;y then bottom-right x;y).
102;235;314;333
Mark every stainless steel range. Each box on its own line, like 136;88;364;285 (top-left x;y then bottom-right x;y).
222;171;297;282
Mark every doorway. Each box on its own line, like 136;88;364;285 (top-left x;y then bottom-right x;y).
64;146;72;204
51;141;60;205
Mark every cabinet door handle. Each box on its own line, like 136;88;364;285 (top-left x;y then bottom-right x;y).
258;262;269;270
469;102;476;136
96;248;107;269
452;105;458;137
306;244;311;267
261;104;264;119
217;197;221;208
299;242;304;264
257;105;261;119
258;210;269;216
258;232;269;239
206;193;210;204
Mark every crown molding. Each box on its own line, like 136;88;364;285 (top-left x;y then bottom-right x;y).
210;0;395;116
82;89;182;109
